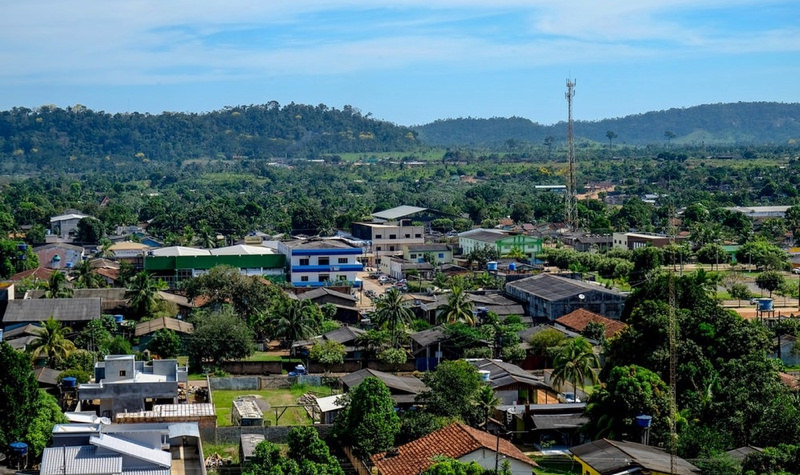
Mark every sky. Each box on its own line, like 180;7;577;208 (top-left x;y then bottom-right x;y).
2;1;799;126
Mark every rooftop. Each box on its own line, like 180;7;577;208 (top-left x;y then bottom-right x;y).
556;308;627;338
372;205;428;221
505;274;624;301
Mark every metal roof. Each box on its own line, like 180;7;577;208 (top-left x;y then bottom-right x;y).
531;413;589;430
210;244;275;256
2;298;102;323
459;230;508;243
150;246;210;257
506;274;623;301
570;439;700;475
134;316;195;336
40;446;122;475
341;368;427;395
90;434;172;468
371;205;427;220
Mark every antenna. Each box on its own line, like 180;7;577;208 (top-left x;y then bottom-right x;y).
565;78;577;230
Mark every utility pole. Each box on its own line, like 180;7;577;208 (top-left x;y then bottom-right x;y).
565;79;577;230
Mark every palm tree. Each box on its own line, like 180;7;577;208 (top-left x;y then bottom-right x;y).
437;285;475;326
95;237;115;259
373;288;414;348
126;271;167;318
29;316;76;367
274;299;318;351
44;271;73;298
474;384;500;430
73;259;105;289
551;337;600;399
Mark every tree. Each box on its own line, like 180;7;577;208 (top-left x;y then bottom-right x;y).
106;335;133;355
44;271;73;298
664;130;676;145
274;298;319;351
728;282;751;306
474;384;499;430
309;339;346;374
29;316;76;368
550;336;599;397
418;360;482;423
75;318;113;354
377;347;407;372
187;306;255;369
437;285;475;326
147;328;182;358
72;258;105;289
0;342;40;450
25;390;68;457
373;288;413;348
334;377;401;459
756;270;784;298
125;271;167;319
696;242;729;270
529;327;567;368
0;238;38;278
184;265;277;320
286;426;344;475
75;216;105;243
606;130;618;150
582;321;606;343
423;457;485;475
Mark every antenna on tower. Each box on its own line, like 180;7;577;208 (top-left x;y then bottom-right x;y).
565;78;577;230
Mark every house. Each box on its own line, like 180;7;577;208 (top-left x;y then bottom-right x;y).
26;288;129;314
529;403;589;448
296;287;360;323
458;228;543;260
278;237;365;288
724;205;790;220
467;358;559;405
371;422;538;475
49;211;90;240
409;326;448;371
404;243;453;265
8;266;57;285
555;308;628;340
385;256;434;280
34;242;85;270
309;394;347;424
612;232;679;250
341;368;427;406
42;421;206;475
1;298;102;329
570;438;700;475
134;316;195;351
77;354;188;419
293;325;366;361
416;291;525;325
108;241;152;267
240;433;266;466
561;234;613;252
144;245;286;288
351;206;427;267
504;274;627;321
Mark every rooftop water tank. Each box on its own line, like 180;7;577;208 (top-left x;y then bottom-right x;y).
487;261;498;271
508;262;517;271
113;314;124;323
9;442;28;456
62;377;77;388
635;414;653;428
478;370;491;382
757;298;774;311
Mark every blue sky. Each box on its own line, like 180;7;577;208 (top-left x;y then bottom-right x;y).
2;1;799;126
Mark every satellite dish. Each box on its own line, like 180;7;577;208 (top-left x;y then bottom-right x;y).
578;293;586;300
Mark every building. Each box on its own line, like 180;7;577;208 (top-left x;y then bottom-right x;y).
385;257;434;280
1;298;102;329
134;316;195;351
612;232;675;250
340;368;427;407
371;422;538;475
144;245;285;288
78;354;188;419
49;211;90;240
34;243;85;270
724;205;791;220
504;274;627;321
278;237;365;288
458;229;543;259
467;358;559;405
403;243;453;265
351;205;427;267
570;438;700;475
42;421;206;475
555;308;628;340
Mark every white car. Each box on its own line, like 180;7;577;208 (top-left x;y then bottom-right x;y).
560;392;581;403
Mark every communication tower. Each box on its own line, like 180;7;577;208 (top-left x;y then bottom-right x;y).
565;79;577;230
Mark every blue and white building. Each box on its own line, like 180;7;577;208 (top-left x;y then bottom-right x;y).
278;238;365;288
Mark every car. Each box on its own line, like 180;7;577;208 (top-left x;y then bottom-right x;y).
559;392;581;403
793;268;800;275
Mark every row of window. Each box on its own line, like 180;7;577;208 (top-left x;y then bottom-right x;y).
410;253;446;259
374;233;423;239
298;275;349;282
298;257;350;265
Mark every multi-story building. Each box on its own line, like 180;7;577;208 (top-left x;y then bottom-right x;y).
458;229;543;259
351;206;428;267
278;237;365;287
403;243;453;265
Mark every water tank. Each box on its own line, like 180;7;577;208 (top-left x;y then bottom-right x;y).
635;415;653;428
62;377;77;388
478;370;491;382
508;262;517;271
757;298;774;311
113;314;124;323
9;442;28;457
487;261;498;271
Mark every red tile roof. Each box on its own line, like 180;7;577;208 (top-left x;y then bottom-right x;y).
371;423;536;475
556;308;627;339
9;267;56;282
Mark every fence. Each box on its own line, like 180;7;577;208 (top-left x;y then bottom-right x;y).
206;424;334;445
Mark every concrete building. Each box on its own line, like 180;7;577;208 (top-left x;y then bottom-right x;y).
458;229;543;259
351;205;428;267
278;237;365;287
612;232;678;250
49;211;90;240
78;354;188;419
403;243;453;265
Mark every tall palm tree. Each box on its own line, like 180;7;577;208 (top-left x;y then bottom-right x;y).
373;288;414;348
474;384;500;430
95;238;115;259
73;259;105;289
437;285;475;326
44;271;73;298
29;316;76;368
275;299;318;351
551;337;600;398
126;271;167;318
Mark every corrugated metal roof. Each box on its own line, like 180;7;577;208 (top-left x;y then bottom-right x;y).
506;274;623;301
134;316;195;336
40;445;122;475
2;298;102;323
341;368;427;395
167;422;200;439
371;205;427;220
151;246;210;257
210;244;275;256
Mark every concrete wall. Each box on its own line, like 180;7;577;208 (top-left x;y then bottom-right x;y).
207;424;334;445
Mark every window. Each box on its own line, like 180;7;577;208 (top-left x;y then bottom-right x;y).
338;275;348;281
410;254;417;259
119;370;127;377
319;274;330;282
338;257;348;264
415;234;422;238
318;257;330;265
376;246;382;251
375;234;383;239
299;258;309;266
404;234;410;238
300;276;309;282
389;234;397;239
438;253;444;258
389;246;395;251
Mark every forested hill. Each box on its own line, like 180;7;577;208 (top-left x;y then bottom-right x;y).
0;103;417;171
413;102;800;147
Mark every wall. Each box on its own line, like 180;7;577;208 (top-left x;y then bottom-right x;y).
208;424;334;445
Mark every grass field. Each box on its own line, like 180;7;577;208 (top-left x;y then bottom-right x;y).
211;383;337;427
